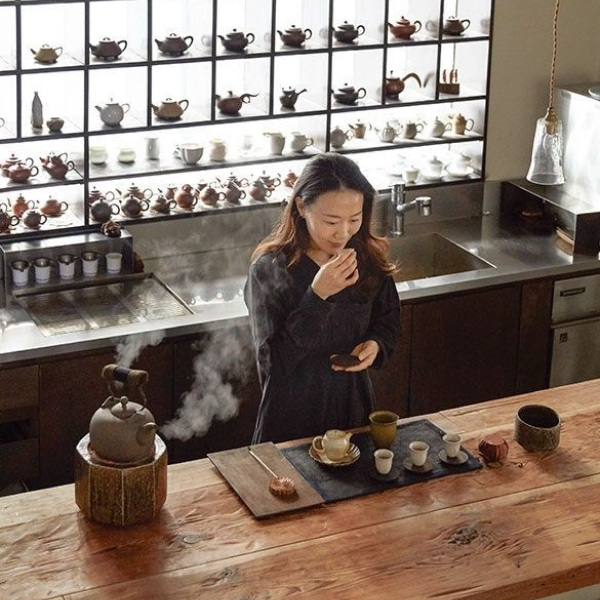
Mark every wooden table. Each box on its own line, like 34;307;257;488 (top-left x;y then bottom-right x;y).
2;380;600;600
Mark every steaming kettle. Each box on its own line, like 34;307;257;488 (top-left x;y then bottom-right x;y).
89;364;157;464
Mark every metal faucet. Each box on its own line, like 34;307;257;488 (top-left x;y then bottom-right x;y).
389;183;432;237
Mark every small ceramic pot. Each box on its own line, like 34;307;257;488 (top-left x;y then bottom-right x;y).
515;405;561;451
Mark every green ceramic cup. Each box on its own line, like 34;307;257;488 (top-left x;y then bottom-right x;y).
369;410;399;449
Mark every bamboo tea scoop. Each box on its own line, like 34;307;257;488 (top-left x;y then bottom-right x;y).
248;449;297;497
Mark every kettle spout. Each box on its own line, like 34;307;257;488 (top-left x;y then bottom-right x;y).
137;422;157;447
150;104;159;115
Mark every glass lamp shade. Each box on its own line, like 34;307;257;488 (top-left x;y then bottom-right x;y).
526;107;565;185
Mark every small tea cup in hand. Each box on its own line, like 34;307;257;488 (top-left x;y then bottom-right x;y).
374;448;394;475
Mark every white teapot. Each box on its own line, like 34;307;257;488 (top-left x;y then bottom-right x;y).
423;117;451;138
289;132;314;153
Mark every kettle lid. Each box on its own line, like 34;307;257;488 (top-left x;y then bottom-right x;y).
111;396;142;419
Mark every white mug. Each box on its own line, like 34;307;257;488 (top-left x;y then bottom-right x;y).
105;252;122;274
374;448;394;475
409;441;429;467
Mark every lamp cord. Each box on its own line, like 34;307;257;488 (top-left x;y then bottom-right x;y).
548;0;561;109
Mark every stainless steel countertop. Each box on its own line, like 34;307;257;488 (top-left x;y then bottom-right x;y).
1;213;599;364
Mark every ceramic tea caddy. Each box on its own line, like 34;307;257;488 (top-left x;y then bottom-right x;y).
31;44;63;64
154;33;194;56
89;37;128;61
96;100;130;127
151;98;189;121
279;87;307;109
40;153;75;180
46;117;64;132
387;17;422;40
333;21;365;44
332;84;367;106
443;17;471;36
385;71;422;99
277;25;312;48
218;29;255;52
39;196;69;216
215;91;258;116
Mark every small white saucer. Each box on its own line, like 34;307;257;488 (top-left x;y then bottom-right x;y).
369;465;401;481
309;442;360;467
438;449;469;465
445;165;474;178
589;86;600;100
403;458;433;473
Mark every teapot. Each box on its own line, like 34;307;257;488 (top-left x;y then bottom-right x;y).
289;132;314;153
423;117;451;138
39;196;69;216
89;365;157;464
333;21;365;44
374;122;399;143
0;209;18;232
117;183;153;201
90;197;120;223
175;184;197;210
199;184;225;207
7;161;39;184
95;100;130;127
88;186;116;204
400;120;423;140
249;179;272;202
31;44;63;64
21;209;47;230
120;194;149;218
223;172;249;188
89;37;128;61
277;25;312;48
150;193;176;214
151;98;189;121
217;29;255;53
154;33;194;56
330;125;354;149
387;16;422;40
258;171;281;189
279;87;307;109
9;194;35;217
2;154;32;177
450;113;475;135
215;91;258;116
222;180;246;205
443;16;471;36
40;153;75;180
283;170;298;188
318;429;353;461
332;84;367;106
385;71;422;99
161;183;178;200
348;120;370;139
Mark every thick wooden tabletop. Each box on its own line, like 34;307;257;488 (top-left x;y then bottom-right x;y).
2;380;600;600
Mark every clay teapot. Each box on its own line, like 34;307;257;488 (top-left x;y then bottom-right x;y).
348;120;370;139
150;193;176;214
162;184;178;200
7;161;39;184
89;365;157;464
217;29;255;52
330;125;354;149
0;209;18;232
120;194;149;218
21;208;47;229
258;171;281;189
333;21;365;44
117;183;153;201
88;186;115;204
90;197;120;223
385;71;422;99
215;91;258;116
9;194;35;217
151;98;189;121
96;100;130;127
443;16;471;36
222;180;246;204
223;173;249;188
2;154;32;177
249;179;272;202
89;37;128;61
277;25;312;48
40;153;75;180
450;113;475;135
387;16;422;40
154;33;194;56
199;184;225;207
39;196;69;216
279;87;307;109
175;184;197;210
31;44;63;64
332;84;367;106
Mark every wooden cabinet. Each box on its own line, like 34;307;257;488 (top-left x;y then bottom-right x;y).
409;285;521;415
169;326;261;464
37;344;173;488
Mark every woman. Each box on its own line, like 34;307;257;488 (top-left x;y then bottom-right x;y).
244;153;401;444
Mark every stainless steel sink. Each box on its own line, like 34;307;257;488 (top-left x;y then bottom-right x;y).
388;233;495;282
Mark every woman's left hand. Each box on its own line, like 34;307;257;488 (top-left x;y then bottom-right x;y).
331;340;380;372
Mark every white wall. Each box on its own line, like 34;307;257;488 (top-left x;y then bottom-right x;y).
486;0;600;181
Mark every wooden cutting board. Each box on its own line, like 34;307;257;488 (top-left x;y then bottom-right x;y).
208;442;324;518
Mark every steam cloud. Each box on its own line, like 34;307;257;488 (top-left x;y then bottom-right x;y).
115;329;166;368
161;328;253;441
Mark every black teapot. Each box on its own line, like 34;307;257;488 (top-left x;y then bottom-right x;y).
277;25;312;48
217;29;255;52
333;21;365;44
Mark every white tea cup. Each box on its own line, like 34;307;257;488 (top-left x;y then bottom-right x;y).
10;260;30;287
33;257;52;283
374;448;394;475
409;441;429;467
106;252;122;274
81;251;100;277
442;433;461;458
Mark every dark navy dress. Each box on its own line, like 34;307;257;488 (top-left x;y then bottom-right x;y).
244;251;401;444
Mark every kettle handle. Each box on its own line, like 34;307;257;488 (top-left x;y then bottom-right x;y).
102;364;149;405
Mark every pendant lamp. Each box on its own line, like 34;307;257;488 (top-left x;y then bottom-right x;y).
526;0;565;185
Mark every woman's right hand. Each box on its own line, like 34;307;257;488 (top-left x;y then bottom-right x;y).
311;249;359;300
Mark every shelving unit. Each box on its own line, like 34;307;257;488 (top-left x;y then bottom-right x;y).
0;0;495;238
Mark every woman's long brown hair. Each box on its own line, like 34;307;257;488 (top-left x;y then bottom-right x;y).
253;153;396;297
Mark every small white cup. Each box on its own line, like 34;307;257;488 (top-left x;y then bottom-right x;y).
442;433;461;458
82;256;99;277
374;448;394;475
409;441;429;467
402;165;420;183
106;252;122;274
33;259;52;283
59;261;76;280
11;261;30;287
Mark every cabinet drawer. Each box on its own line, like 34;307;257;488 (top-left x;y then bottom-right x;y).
0;438;39;486
0;365;39;411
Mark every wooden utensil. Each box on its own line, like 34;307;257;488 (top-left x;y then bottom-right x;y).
249;448;297;497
